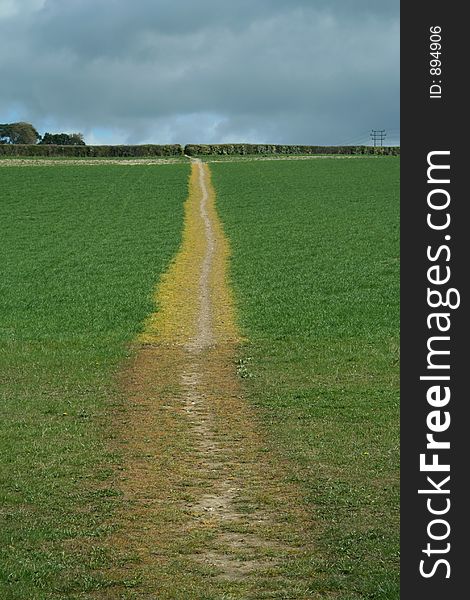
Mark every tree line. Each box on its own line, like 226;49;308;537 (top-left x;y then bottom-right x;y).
0;122;85;145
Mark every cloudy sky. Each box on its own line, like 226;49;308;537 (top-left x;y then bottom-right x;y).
0;0;399;146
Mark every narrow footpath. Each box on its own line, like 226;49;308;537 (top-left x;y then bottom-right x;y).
105;160;314;598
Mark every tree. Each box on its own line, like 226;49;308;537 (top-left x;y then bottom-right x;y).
0;122;40;144
40;132;86;145
69;133;86;146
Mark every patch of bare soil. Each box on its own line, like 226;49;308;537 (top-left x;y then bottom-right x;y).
0;158;183;167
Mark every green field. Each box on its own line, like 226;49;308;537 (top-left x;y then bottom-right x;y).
213;157;400;598
0;164;188;598
1;157;399;599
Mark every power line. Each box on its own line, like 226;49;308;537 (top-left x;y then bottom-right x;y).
336;129;399;147
370;129;387;147
336;131;372;146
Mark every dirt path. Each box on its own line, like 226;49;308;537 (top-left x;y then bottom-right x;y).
104;161;315;598
188;159;215;349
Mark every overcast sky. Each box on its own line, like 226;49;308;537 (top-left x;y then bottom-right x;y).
0;0;399;146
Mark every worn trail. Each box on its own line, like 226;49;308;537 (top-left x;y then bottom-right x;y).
105;161;314;598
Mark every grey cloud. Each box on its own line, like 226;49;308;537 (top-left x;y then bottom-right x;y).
0;0;399;145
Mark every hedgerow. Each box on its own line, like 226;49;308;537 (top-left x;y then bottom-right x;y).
184;144;400;156
0;144;183;157
0;143;400;158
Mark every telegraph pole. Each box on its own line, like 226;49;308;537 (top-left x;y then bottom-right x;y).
370;129;387;147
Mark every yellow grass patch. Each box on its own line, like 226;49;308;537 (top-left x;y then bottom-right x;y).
140;162;239;345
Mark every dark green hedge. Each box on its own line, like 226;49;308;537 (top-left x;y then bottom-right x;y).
0;143;400;158
0;144;183;157
184;144;400;156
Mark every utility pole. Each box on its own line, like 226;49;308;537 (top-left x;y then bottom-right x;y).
370;129;387;147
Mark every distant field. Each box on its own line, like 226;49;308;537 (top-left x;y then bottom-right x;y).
213;157;400;598
0;164;188;598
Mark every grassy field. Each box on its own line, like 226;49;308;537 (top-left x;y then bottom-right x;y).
1;156;399;598
0;164;188;598
213;157;400;599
